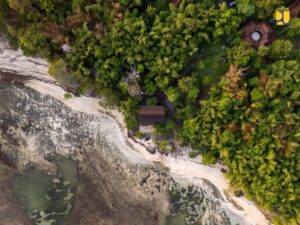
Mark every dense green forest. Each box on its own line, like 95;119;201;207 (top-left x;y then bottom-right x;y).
0;0;299;224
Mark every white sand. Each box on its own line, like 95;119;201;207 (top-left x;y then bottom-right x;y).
0;38;272;225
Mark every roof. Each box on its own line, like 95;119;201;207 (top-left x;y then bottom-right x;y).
289;0;300;18
138;106;165;126
242;21;274;48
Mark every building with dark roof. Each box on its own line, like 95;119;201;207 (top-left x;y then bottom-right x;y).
242;21;274;48
138;106;165;126
289;0;300;18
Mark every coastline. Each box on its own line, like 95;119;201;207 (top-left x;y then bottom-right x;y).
0;38;271;225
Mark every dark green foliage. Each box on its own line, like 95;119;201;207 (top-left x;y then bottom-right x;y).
0;0;9;20
66;23;97;84
7;0;32;15
39;0;63;13
39;0;72;21
195;42;229;87
72;0;88;9
92;1;219;96
146;97;158;106
254;0;285;19
154;119;177;138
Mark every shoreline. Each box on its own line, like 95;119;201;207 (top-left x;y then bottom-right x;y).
0;39;271;225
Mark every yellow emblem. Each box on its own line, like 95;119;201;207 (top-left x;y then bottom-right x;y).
274;10;290;25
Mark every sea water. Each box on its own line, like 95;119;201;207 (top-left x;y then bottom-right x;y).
13;156;78;225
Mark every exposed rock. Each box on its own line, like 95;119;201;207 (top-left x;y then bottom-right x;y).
147;146;156;154
221;168;228;173
0;81;170;225
0;79;268;225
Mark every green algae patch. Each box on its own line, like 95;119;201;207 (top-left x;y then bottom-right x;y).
13;156;78;225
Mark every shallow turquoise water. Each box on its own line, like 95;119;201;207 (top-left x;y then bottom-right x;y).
13;156;78;225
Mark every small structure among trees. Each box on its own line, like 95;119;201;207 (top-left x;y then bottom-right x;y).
242;21;274;48
138;106;165;126
289;0;300;18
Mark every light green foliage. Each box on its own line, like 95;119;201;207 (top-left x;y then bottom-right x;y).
49;59;67;80
18;25;51;57
64;92;72;99
257;45;270;58
269;39;293;59
158;140;170;153
39;0;58;13
178;76;200;100
236;0;255;17
166;87;181;103
214;3;242;38
49;59;76;86
227;41;257;67
287;18;300;38
181;60;300;224
177;117;198;144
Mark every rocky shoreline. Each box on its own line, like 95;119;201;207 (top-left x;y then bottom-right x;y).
0;37;271;225
0;81;171;225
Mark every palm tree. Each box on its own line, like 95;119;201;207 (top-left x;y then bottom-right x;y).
62;43;72;54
